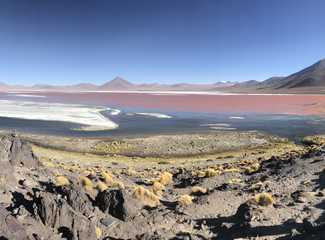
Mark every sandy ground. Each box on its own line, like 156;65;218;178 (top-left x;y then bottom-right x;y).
2;131;323;239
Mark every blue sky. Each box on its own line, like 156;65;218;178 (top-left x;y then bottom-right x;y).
0;0;325;85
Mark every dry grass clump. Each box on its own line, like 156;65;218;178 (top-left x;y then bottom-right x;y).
152;181;165;196
197;168;220;178
245;162;260;174
253;193;275;206
133;186;160;207
191;186;207;195
100;170;125;189
204;168;220;177
248;181;263;191
55;175;70;187
101;171;115;185
111;180;125;189
301;180;312;186
125;168;138;176
223;167;241;173
0;176;7;191
96;181;108;192
95;227;102;239
80;176;94;191
178;194;193;207
81;169;96;178
228;178;242;184
158;171;173;185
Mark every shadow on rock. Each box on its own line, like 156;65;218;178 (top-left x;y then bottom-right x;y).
196;201;302;240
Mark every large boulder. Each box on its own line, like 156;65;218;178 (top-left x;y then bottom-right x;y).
95;188;140;221
34;192;97;240
234;201;262;227
0;206;30;240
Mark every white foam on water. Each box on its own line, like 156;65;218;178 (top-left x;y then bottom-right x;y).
0;100;118;131
134;112;172;119
229;116;245;120
209;127;237;130
8;94;47;98
200;123;231;127
106;108;121;115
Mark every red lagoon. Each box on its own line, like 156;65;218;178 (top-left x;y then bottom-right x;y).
6;92;325;116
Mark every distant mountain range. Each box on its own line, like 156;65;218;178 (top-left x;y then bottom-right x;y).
1;59;325;93
224;59;325;93
0;76;234;92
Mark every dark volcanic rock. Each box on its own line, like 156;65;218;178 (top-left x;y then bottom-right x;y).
303;217;325;234
95;188;140;221
0;135;39;193
34;192;97;240
174;168;202;188
0;134;39;168
95;188;129;221
234;201;262;227
0;206;30;240
55;184;94;218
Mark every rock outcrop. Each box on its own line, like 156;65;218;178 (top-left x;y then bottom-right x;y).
0;134;39;168
0;206;30;240
55;184;95;218
95;188;136;221
34;191;97;240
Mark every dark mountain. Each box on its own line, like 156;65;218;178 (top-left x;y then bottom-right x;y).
221;59;325;93
97;78;234;91
3;58;325;93
232;80;259;88
32;84;57;89
272;59;325;89
99;77;135;90
255;77;285;89
71;83;98;91
253;59;325;90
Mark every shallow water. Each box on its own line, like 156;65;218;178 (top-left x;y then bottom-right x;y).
1;92;325;140
0;110;325;141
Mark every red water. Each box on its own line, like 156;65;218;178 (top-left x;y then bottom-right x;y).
21;92;324;116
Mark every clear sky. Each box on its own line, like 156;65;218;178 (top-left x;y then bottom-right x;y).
0;0;325;85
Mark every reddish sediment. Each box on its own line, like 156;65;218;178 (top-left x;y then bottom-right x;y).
4;92;325;116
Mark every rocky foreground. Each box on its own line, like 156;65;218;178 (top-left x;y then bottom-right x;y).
0;134;324;239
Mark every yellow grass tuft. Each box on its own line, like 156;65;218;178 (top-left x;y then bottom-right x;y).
81;169;94;176
101;171;115;185
223;168;241;173
253;193;275;206
152;181;165;196
95;227;102;239
158;171;173;185
133;186;160;207
55;175;70;187
125;168;138;176
204;168;220;177
99;171;125;189
111;180;125;189
245;162;260;174
96;181;108;192
228;178;242;184
178;194;193;207
248;182;263;192
191;186;207;195
80;176;93;191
